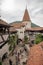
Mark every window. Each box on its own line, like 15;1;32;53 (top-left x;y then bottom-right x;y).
20;31;23;33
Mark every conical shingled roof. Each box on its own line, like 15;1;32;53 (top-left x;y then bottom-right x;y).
23;8;31;21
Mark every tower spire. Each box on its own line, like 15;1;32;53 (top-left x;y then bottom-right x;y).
23;6;31;21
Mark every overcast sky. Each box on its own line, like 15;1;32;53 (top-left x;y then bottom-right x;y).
0;0;43;27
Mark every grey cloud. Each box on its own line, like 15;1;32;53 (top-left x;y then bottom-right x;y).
27;0;43;3
34;9;43;15
1;10;24;23
1;0;43;26
27;0;43;18
36;0;43;3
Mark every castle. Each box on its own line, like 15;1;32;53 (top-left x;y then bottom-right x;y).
10;8;43;40
0;7;43;59
10;8;31;39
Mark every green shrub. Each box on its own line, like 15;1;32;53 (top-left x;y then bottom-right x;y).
35;34;43;44
8;34;18;55
24;35;29;44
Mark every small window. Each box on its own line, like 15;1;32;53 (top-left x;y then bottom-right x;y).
20;31;23;33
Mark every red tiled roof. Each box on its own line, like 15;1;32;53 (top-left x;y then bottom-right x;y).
9;27;17;33
10;22;26;29
27;42;43;65
23;8;31;21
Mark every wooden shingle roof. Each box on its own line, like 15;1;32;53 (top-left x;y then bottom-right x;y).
23;8;31;21
0;19;8;25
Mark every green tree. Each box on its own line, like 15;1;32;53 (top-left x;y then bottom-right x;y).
35;34;43;44
24;35;29;44
8;34;17;55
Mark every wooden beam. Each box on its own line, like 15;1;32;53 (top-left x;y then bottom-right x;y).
0;34;5;42
0;40;9;49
